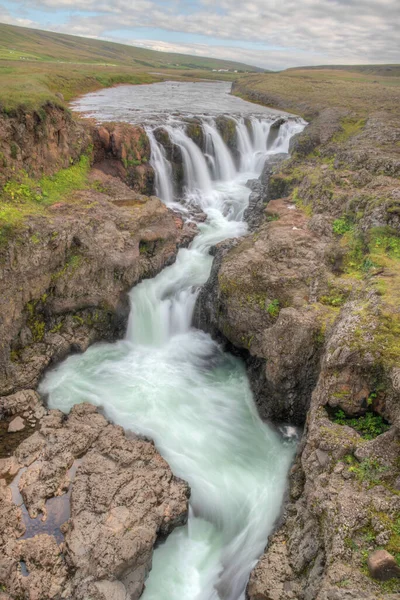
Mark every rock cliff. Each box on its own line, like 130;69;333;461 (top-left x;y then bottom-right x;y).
0;104;195;599
196;106;400;597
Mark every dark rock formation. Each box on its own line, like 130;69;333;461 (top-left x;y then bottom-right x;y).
0;105;91;186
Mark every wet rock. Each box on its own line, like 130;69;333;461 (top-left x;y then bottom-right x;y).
8;417;25;433
1;403;189;600
367;550;400;581
196;196;329;424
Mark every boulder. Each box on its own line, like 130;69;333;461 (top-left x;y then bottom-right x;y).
8;417;25;433
367;550;400;581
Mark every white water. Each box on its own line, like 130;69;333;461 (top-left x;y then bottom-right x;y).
40;110;305;600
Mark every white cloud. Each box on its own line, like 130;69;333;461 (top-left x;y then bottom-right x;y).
4;0;400;69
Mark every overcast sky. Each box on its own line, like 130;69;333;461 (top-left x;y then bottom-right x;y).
1;0;399;70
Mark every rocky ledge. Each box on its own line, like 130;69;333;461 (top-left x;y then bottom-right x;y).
196;107;400;598
0;390;189;600
0;166;197;397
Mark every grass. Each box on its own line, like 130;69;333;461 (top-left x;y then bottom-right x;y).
233;68;400;118
0;61;160;112
0;23;260;72
344;455;388;485
0;152;91;241
0;23;261;112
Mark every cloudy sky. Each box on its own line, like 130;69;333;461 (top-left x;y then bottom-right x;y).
1;0;399;70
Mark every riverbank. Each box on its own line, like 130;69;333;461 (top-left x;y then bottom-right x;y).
210;70;400;597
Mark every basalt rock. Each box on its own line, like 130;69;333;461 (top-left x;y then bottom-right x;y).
0;181;191;396
0;399;189;600
93;123;154;195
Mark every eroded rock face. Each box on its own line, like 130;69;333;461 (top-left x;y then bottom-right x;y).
196;108;400;597
0;397;189;600
196;194;331;424
93;123;154;195
0;105;91;186
0;185;190;396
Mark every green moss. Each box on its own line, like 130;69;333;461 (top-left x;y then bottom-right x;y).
10;142;18;159
51;253;82;281
320;288;347;307
292;187;313;216
333;117;366;142
0;151;92;239
344;455;388;485
266;299;280;318
49;321;63;334
25;299;46;342
139;240;150;254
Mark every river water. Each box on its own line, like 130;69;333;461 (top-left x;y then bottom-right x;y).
40;82;305;600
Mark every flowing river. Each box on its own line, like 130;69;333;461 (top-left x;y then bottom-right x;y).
40;82;305;600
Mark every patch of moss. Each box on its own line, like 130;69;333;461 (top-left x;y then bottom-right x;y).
10;142;18;159
344;455;388;486
332;216;353;236
266;299;280;318
333;117;366;142
292;187;312;216
0;152;92;239
51;253;82;281
333;409;390;440
25;299;46;342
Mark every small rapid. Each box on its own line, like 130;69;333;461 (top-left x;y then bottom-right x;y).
40;96;305;600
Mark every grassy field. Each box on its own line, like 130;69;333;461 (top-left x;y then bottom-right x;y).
0;23;264;112
234;68;400;118
0;60;162;112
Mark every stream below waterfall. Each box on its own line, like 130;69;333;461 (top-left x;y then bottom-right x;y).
40;82;305;600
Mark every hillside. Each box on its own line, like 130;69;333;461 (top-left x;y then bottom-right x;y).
0;23;261;72
232;67;400;119
288;64;400;77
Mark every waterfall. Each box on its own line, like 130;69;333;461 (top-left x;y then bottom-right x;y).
203;121;236;181
166;125;213;199
234;118;254;172
146;128;174;207
40;109;305;600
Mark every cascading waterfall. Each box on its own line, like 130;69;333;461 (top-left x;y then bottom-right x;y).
40;112;305;600
146;128;174;207
203;121;236;182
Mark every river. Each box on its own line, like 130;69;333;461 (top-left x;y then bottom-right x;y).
40;81;305;600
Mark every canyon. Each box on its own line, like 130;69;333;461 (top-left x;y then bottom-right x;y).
0;78;399;600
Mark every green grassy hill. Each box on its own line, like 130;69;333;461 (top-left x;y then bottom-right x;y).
287;64;400;77
0;23;261;72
